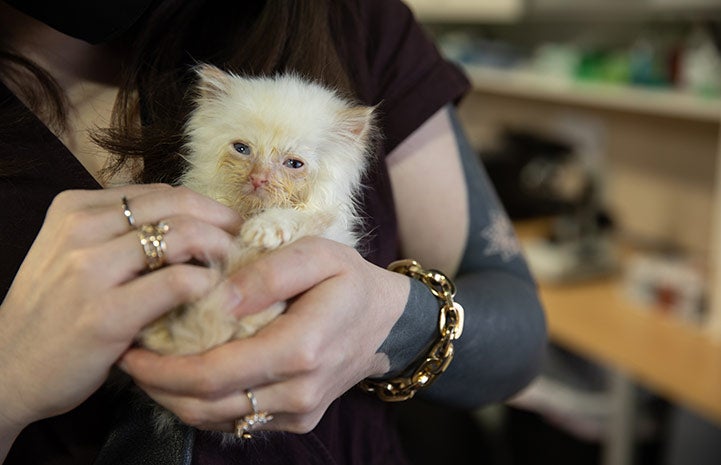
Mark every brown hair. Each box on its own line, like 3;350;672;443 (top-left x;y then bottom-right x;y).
0;0;357;182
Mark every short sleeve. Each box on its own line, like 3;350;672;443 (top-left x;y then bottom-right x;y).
340;0;471;156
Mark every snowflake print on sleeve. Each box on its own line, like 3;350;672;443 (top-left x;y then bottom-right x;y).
481;210;521;262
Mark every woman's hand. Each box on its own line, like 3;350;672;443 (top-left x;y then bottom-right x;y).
119;236;410;434
0;185;242;436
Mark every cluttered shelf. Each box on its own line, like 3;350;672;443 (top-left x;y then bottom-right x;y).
429;17;721;123
463;65;721;122
515;220;721;426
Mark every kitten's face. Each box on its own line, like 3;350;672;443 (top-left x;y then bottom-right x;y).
215;133;314;212
183;65;374;216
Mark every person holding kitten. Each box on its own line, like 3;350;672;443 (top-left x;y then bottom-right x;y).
0;0;547;464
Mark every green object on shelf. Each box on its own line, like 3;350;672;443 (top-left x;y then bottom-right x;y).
602;52;631;84
575;50;633;85
575;51;606;82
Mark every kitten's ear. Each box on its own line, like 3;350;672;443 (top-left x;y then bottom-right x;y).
194;63;232;99
337;105;375;143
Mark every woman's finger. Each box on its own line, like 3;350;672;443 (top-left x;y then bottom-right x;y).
125;215;237;276
104;264;229;337
145;215;237;267
121;306;322;393
120;334;281;396
40;185;242;248
226;236;355;317
48;184;173;213
61;215;235;287
136;377;325;434
122;186;242;235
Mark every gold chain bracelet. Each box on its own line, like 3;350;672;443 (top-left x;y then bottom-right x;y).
359;259;465;402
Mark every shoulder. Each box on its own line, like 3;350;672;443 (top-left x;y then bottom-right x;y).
334;0;470;155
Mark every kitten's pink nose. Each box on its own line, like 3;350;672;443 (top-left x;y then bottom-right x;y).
250;174;268;190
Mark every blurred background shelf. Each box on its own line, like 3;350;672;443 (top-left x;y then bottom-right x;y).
405;0;721;22
463;65;721;122
404;0;523;23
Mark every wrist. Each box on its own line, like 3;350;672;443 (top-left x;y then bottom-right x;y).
377;277;438;377
0;355;33;445
360;259;464;401
0;410;25;462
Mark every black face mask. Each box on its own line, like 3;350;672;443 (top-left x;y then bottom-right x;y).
4;0;157;44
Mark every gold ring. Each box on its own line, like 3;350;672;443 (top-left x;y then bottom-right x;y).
137;222;170;271
121;196;136;229
234;389;273;439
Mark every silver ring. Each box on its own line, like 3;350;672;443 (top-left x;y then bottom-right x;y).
234;389;273;439
246;389;259;413
121;196;136;229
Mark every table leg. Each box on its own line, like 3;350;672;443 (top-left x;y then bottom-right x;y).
602;371;636;465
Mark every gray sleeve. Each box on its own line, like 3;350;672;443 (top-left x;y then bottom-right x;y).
376;104;548;409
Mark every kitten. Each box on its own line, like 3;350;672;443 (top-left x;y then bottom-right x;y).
137;64;375;356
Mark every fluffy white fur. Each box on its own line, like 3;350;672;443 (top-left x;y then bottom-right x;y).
136;64;375;357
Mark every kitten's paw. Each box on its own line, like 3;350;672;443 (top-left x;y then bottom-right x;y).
240;214;295;249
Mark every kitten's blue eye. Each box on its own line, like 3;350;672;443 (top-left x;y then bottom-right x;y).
233;142;251;155
283;159;304;169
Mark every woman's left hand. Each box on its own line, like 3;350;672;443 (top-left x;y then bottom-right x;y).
119;236;409;433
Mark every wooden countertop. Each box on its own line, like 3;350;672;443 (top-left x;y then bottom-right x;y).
539;268;721;425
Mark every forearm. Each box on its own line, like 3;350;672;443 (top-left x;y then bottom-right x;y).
380;103;547;408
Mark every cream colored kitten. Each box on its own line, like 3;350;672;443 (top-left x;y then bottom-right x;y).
137;64;375;356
